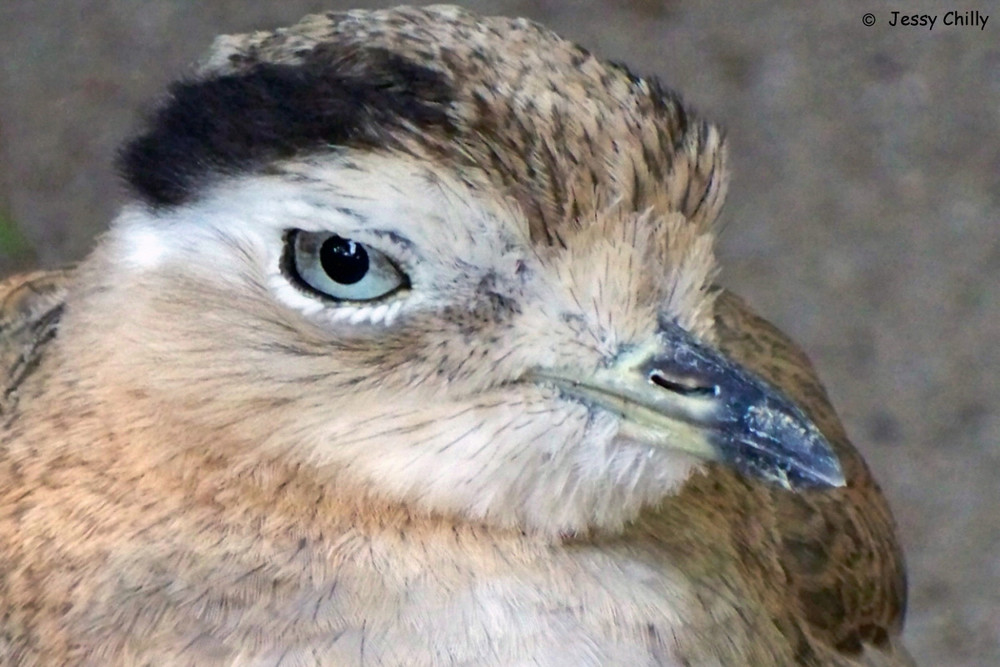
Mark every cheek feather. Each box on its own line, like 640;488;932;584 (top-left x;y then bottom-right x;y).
268;377;700;536
120;224;170;271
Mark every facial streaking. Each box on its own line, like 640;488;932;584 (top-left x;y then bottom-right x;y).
92;6;837;536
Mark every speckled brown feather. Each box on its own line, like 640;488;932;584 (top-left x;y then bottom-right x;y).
705;290;911;665
196;6;727;244
0;270;68;417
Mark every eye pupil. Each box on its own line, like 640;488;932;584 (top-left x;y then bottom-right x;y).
320;235;369;285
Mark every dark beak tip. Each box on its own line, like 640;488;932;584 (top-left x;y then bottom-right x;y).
800;469;847;491
722;434;846;492
783;454;846;491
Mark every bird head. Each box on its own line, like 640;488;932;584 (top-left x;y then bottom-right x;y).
68;6;842;535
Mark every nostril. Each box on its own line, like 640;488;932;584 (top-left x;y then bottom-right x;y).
648;371;718;398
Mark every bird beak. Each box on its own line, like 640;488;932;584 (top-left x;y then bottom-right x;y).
529;323;845;490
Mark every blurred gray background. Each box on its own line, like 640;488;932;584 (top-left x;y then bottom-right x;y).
1;1;997;664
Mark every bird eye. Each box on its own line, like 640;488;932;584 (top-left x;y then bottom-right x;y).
284;230;408;302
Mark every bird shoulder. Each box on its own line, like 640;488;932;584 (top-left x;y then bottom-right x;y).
653;288;913;665
0;270;69;416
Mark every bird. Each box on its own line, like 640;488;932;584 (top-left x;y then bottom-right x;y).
0;5;914;665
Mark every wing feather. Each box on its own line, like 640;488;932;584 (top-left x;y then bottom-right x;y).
711;289;911;665
0;270;69;416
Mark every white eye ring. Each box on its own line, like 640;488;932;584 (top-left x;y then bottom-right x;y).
284;230;409;302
